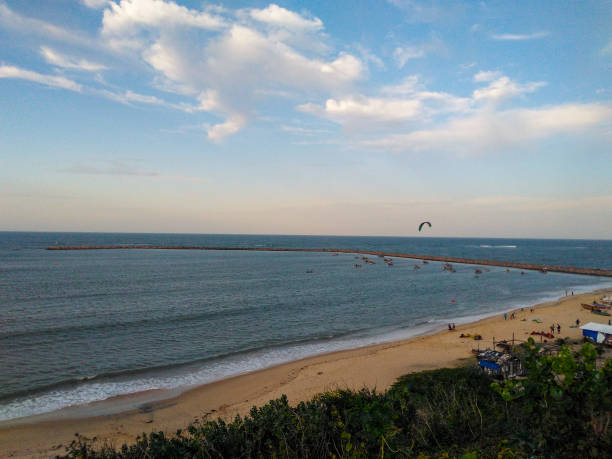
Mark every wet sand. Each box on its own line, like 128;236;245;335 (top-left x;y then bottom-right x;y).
1;289;610;458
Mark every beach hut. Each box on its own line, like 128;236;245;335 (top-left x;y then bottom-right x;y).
580;322;612;345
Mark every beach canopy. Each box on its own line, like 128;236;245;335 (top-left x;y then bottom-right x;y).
580;322;612;334
580;322;612;344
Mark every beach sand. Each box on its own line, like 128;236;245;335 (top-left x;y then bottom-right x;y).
1;288;610;458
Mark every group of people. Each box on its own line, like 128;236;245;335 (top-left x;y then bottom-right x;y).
447;323;456;330
503;312;517;320
550;323;561;334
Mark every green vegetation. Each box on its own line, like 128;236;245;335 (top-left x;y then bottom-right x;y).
59;341;610;458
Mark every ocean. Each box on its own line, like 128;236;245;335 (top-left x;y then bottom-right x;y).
1;232;611;421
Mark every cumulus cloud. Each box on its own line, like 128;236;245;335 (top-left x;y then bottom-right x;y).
472;75;546;103
491;31;550;41
94;1;363;140
0;65;82;91
250;4;322;30
40;46;107;71
1;1;367;141
101;0;225;36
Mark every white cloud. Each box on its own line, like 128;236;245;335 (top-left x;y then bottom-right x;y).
250;4;322;30
491;31;550;41
93;87;189;111
393;46;426;68
40;46;107;71
473;70;502;82
0;3;92;46
360;103;612;153
301;76;471;127
137;23;362;138
300;96;422;123
205;115;247;142
1;1;365;141
0;65;82;91
81;0;109;8
101;0;225;36
95;2;363;140
473;76;546;103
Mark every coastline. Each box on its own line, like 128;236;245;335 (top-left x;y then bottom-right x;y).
1;288;610;458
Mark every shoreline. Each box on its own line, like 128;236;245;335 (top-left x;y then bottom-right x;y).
1;288;611;458
2;279;607;424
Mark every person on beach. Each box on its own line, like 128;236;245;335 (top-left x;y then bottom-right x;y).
550;325;555;334
576;318;580;326
557;324;561;334
448;323;452;330
504;313;507;320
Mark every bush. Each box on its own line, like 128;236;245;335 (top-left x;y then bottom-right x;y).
59;344;610;458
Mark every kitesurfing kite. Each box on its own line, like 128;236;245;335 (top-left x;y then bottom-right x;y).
418;221;431;232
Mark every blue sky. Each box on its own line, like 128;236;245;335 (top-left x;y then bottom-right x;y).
0;0;610;238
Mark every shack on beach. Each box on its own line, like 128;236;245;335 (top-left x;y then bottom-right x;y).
477;350;525;379
580;322;612;345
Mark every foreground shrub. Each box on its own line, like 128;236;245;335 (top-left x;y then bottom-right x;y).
59;343;610;458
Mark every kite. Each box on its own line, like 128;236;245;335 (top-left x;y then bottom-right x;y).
418;221;432;232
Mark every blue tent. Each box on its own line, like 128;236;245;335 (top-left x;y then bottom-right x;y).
479;360;500;371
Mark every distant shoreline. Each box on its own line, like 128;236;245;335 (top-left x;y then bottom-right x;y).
46;245;612;277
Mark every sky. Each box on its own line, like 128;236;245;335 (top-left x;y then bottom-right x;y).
0;0;611;238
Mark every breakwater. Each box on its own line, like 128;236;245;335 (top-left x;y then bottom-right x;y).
45;245;612;277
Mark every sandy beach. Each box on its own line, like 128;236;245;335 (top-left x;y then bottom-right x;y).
1;288;610;458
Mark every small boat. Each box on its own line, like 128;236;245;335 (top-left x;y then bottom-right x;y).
306;269;313;273
592;309;611;317
599;296;612;306
354;264;362;268
582;303;610;312
475;269;482;274
422;260;429;264
413;264;420;270
593;302;611;310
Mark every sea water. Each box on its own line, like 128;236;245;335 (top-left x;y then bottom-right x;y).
1;232;611;421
